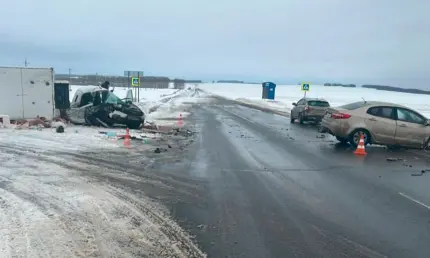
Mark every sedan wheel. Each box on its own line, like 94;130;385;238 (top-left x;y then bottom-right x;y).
349;130;369;148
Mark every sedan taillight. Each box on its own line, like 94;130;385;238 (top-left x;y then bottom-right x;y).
331;113;351;119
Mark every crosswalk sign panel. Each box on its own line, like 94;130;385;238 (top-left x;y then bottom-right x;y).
301;83;310;91
131;77;140;87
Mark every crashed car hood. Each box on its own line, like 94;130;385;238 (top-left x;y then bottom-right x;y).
82;102;145;128
120;103;144;116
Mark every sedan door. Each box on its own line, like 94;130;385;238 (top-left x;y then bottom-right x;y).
394;108;430;148
364;106;397;144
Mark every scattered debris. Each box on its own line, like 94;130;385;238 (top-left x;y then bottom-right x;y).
411;172;424;176
411;169;429;176
316;134;326;139
386;157;403;162
143;122;158;130
56;126;65;133
154;147;168;153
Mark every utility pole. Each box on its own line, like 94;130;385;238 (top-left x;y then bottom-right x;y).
68;68;72;83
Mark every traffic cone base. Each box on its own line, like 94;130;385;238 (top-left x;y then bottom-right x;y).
354;134;367;155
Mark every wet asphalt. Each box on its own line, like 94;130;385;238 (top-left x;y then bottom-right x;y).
156;98;430;258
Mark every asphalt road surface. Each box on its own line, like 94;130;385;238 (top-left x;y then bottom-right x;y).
159;97;430;258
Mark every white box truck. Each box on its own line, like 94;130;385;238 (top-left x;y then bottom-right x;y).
0;67;69;120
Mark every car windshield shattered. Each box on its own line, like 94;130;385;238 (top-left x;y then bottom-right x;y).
104;91;125;105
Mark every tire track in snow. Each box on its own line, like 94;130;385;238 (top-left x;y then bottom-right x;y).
0;141;206;257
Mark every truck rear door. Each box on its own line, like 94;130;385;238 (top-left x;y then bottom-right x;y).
21;68;54;119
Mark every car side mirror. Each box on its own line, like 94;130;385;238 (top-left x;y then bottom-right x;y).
292;102;297;106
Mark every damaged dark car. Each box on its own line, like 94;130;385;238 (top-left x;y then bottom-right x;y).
66;86;145;129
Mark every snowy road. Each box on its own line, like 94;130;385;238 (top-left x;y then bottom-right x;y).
3;88;430;258
159;97;430;258
0;126;204;256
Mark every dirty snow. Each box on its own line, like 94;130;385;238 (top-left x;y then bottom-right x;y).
142;87;213;126
198;83;430;118
0;90;207;257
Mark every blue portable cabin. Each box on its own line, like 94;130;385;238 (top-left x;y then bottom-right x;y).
262;82;276;100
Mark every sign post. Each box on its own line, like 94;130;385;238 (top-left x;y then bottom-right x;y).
124;71;144;102
301;83;310;97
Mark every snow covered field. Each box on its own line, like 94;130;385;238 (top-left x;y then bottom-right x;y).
0;87;207;257
198;83;430;118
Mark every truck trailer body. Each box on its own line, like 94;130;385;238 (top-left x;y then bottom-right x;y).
0;67;56;120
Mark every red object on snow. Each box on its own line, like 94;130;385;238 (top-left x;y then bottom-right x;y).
177;114;184;127
124;128;131;147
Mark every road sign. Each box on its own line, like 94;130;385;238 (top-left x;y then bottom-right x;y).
131;77;140;87
301;83;310;91
124;71;143;77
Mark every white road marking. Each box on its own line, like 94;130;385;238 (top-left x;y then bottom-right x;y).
218;106;256;124
399;192;430;210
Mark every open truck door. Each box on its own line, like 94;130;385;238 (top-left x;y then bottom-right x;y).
54;80;71;119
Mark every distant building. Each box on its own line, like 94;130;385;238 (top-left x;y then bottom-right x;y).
173;79;186;89
56;74;202;88
217;80;244;83
142;76;170;88
185;80;202;83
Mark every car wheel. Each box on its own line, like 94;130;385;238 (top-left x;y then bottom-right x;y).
290;112;295;123
298;113;304;124
349;129;370;148
127;120;143;129
336;136;348;144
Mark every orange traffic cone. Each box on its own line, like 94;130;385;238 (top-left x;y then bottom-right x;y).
177;114;184;127
124;128;131;147
354;133;367;155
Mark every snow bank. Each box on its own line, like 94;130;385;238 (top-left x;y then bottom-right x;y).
141;86;213;126
199;83;430;118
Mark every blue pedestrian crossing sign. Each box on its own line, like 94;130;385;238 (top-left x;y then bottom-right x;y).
131;77;140;87
301;83;310;91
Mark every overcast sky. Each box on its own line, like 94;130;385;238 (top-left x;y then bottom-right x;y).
0;0;429;87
